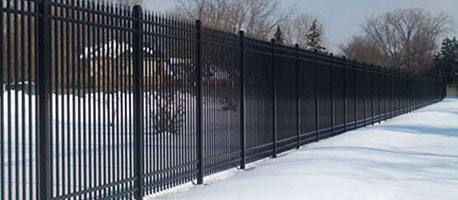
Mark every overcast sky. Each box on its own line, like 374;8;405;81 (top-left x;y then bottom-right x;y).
143;0;458;52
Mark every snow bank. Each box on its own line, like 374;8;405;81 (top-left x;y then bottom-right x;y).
156;98;458;200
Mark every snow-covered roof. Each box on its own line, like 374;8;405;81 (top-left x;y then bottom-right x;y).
163;58;194;78
80;40;156;59
168;58;193;65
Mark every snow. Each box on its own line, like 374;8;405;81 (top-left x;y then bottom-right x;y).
1;90;197;199
3;88;456;200
153;98;458;200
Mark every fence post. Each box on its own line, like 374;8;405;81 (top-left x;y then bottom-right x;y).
399;69;402;115
405;72;407;111
405;73;408;111
407;74;410;112
442;78;446;99
435;69;439;101
354;60;357;128
442;78;446;100
362;62;366;125
239;31;246;169
371;64;375;125
378;66;382;121
404;71;406;112
388;70;391;114
315;50;320;142
132;5;144;200
390;68;394;118
397;69;403;115
296;44;300;148
195;20;204;184
37;0;52;199
330;54;335;136
395;69;398;115
397;69;400;115
384;66;387;120
412;75;414;110
409;74;413;111
390;67;393;117
412;76;415;109
416;76;419;106
400;70;403;113
407;72;409;111
388;68;391;118
343;56;347;131
271;39;277;158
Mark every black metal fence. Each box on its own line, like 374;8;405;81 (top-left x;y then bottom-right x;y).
0;0;445;199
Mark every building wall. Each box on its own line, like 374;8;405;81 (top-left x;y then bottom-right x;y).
88;58;165;89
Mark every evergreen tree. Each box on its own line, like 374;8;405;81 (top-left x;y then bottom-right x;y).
306;20;326;51
434;37;458;84
273;25;285;44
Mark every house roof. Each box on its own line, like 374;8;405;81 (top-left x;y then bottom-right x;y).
168;58;193;65
80;40;158;59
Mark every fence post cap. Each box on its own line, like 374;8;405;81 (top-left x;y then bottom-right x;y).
133;4;142;9
133;5;142;17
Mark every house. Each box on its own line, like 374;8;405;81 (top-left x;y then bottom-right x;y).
80;41;234;89
80;40;168;89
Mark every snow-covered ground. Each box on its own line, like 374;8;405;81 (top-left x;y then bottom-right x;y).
155;98;458;200
1;90;239;199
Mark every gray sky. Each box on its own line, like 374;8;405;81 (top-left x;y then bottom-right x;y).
143;0;458;52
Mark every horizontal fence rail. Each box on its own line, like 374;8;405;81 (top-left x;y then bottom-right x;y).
0;0;446;199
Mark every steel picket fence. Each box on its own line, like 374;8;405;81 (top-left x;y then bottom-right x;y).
0;1;446;199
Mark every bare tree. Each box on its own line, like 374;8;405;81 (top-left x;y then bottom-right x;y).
360;8;451;73
283;14;325;49
340;35;390;66
173;0;288;40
